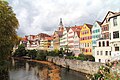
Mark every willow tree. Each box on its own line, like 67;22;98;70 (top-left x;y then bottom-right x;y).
0;0;19;61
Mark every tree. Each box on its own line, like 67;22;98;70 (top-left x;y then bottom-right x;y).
0;0;19;61
27;49;37;59
13;44;27;57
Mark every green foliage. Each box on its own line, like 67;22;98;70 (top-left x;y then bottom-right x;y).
0;0;19;60
0;60;9;72
90;61;120;80
27;49;37;59
94;73;103;80
65;54;95;61
13;44;27;57
78;54;87;60
35;50;48;61
47;49;60;57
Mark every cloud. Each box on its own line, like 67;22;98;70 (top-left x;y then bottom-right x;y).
8;0;120;37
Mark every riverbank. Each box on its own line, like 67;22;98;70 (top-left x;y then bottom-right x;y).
28;59;88;80
13;57;89;79
46;56;104;75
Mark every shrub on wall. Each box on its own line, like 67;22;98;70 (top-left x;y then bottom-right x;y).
13;44;27;57
35;50;48;61
27;49;37;59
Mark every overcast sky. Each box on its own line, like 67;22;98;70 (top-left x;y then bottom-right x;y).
8;0;120;37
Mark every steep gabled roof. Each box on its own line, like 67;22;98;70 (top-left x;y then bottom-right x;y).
108;12;120;20
65;27;70;32
101;11;115;25
54;30;63;37
76;31;80;38
85;24;93;29
96;21;102;26
71;27;76;31
37;33;50;37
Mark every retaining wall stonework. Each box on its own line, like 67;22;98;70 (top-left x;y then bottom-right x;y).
46;56;104;75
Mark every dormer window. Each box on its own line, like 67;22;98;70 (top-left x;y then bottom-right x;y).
113;17;117;26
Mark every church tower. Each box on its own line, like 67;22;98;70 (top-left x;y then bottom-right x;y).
58;18;64;31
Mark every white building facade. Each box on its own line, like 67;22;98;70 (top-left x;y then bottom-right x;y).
68;28;75;52
94;11;115;63
60;27;70;50
73;31;80;57
109;12;120;60
95;39;112;63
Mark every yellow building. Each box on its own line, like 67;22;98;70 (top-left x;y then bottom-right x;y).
80;24;93;55
43;37;53;51
53;31;63;50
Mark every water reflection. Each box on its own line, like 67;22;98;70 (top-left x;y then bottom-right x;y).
9;59;61;80
0;59;87;80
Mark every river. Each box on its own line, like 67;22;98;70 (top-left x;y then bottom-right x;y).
8;59;88;80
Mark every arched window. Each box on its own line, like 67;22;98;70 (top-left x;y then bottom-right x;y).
106;41;109;46
99;42;101;47
103;41;105;47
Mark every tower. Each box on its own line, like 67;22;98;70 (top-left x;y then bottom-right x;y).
58;18;64;31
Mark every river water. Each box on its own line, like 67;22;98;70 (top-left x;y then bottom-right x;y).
8;59;88;80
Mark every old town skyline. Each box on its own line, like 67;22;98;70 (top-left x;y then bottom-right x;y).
8;0;120;37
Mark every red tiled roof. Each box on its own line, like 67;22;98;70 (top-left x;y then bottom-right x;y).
76;31;80;38
37;33;50;39
21;37;28;41
45;37;53;40
71;25;83;32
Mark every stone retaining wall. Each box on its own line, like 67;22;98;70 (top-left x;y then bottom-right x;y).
46;56;104;75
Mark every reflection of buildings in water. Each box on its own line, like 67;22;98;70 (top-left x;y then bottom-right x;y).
36;65;61;80
12;58;15;66
48;67;61;80
25;62;29;72
38;68;49;80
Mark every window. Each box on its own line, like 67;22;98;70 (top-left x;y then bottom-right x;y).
105;51;108;55
115;47;119;51
99;42;101;47
90;36;92;39
113;31;119;39
87;43;89;47
102;41;105;47
85;43;86;47
97;51;99;55
113;17;117;26
100;51;103;55
106;41;109;46
109;51;111;56
98;29;100;32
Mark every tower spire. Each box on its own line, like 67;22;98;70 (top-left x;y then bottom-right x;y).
59;18;63;26
58;18;64;31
